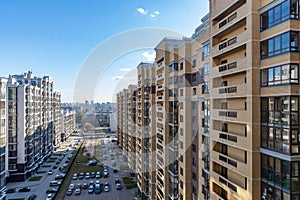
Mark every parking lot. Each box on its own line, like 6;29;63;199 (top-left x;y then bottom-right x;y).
6;136;80;200
6;133;137;200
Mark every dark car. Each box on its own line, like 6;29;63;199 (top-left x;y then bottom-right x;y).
19;187;30;192
46;188;58;194
52;165;58;169
95;185;101;194
113;168;118;173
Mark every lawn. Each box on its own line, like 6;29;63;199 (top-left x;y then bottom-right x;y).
123;177;137;189
55;139;104;199
28;176;43;181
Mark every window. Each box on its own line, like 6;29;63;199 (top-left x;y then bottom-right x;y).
261;31;299;59
261;96;300;155
192;60;196;68
261;0;298;31
202;82;210;94
180;63;183;70
204;63;210;75
203;43;210;57
192;73;197;82
261;64;299;86
180;167;183;175
180;115;183;122
192;88;197;95
192;144;197;152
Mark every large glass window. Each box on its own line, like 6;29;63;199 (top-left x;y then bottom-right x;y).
261;64;299;86
203;43;210;57
261;0;299;31
262;154;300;199
261;31;299;59
261;96;300;155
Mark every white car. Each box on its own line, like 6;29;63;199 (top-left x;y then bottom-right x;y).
75;188;81;195
104;182;110;192
47;170;53;175
69;183;75;190
46;193;53;200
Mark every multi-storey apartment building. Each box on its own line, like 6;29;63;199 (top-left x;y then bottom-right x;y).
209;0;261;199
53;92;62;148
0;78;7;199
116;85;139;172
117;0;300;199
6;71;55;181
136;62;156;200
61;109;76;142
126;85;138;172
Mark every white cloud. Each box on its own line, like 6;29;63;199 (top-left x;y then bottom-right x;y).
112;76;124;81
120;67;134;72
153;10;160;15
142;51;156;62
137;8;147;15
150;14;156;18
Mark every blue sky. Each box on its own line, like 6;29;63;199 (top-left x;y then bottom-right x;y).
0;0;209;102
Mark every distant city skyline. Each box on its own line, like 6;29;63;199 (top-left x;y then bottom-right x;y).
0;0;209;102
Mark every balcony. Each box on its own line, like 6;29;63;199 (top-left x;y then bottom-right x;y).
211;150;248;177
212;3;247;38
212;109;249;123
211;129;248;149
157;95;164;102
211;84;248;98
211;171;246;199
211;0;246;21
211;58;247;78
212;31;247;58
157;85;164;91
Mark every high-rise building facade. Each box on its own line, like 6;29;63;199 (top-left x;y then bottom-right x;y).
117;0;300;199
136;63;156;199
6;71;55;181
61;109;76;142
53;92;62;148
0;78;7;199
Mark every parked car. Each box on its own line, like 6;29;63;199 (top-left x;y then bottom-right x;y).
82;183;88;189
69;183;75;190
115;179;122;190
67;189;73;196
78;172;84;179
85;172;90;179
95;185;101;194
46;188;58;194
46;193;53;200
103;169;109;178
49;181;61;186
88;186;94;194
113;168;118;173
75;188;81;195
52;165;58;169
96;171;101;178
87;159;97;166
90;171;95;178
19;187;30;192
73;173;78;180
104;182;110;192
48;170;53;175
